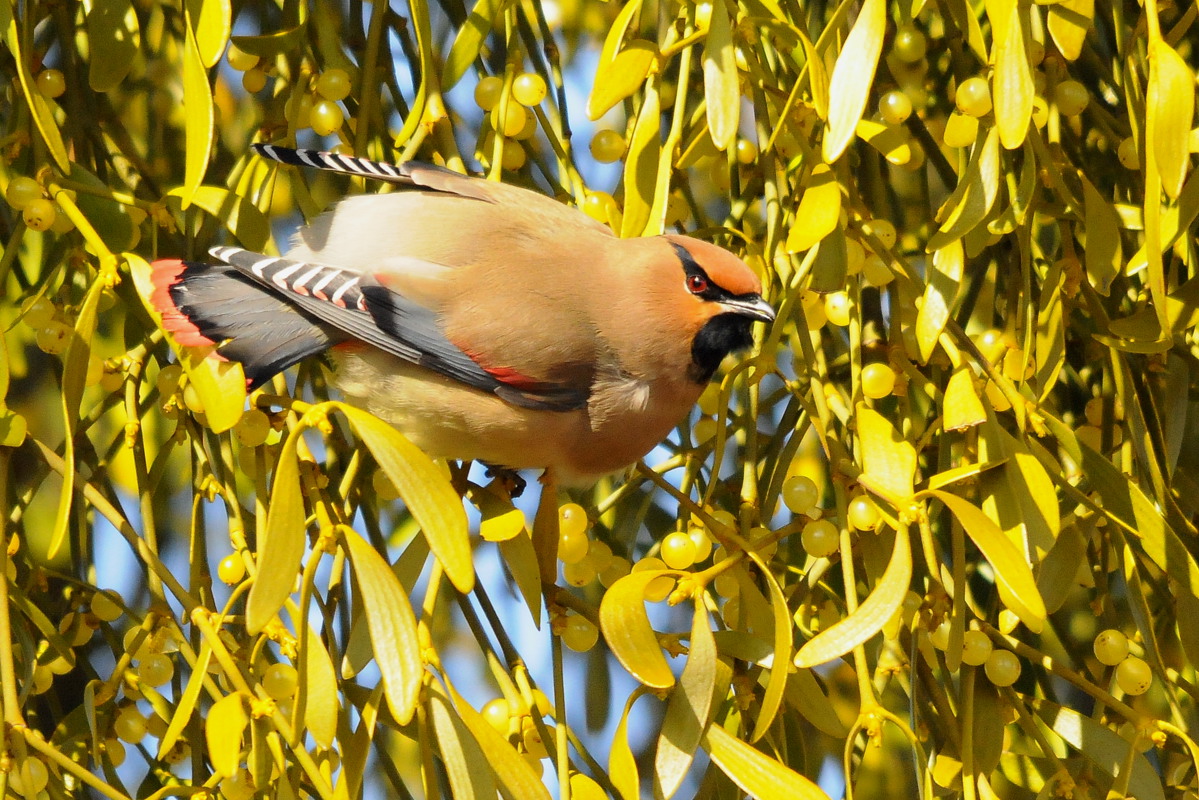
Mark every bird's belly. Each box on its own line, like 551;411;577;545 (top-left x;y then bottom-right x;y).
332;350;699;485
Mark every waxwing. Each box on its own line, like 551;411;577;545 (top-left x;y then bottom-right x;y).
151;145;775;485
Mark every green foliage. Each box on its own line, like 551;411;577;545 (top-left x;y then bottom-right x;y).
2;0;1199;797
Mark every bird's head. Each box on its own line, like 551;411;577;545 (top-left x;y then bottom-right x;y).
662;234;775;383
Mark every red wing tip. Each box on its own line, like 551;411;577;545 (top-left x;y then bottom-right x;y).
150;258;220;349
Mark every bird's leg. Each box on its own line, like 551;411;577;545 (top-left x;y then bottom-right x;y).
482;463;527;499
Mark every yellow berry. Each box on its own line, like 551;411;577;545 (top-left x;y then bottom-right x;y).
801;519;839;558
824;292;851;327
984;650;1021;687
861;218;897;249
482;698;510;732
310;100;344;136
582;191;617;224
860;363;896;399
1093;629;1129;666
241;68;267;93
1115;656;1151;695
474;76;505;111
862;254;893;286
138;652;174;687
220;769;256;800
218;554;246;585
892;25;927;62
961;630;993;666
23;198;57;231
735;139;758;165
114;705;147;743
558;526;590;565
589;129;626;163
315;69;352;101
262;663;298;699
782;475;819;514
1053;79;1089;117
36;69;66;98
36;320;72;354
512;72;547;106
660;531;697;569
1117;137;1138;169
687;528;712;562
561;615;599;652
847;495;880;530
562;559;596;587
235;409;271;447
878;90;912;125
491;102;528;137
956;77;992;117
92;590;124;622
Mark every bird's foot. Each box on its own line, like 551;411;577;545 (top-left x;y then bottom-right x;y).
483;464;527;499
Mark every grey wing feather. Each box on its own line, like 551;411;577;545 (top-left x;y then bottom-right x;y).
208;246;588;411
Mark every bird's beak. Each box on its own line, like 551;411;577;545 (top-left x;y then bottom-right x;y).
720;294;776;323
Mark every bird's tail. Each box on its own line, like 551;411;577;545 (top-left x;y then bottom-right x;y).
150;258;342;388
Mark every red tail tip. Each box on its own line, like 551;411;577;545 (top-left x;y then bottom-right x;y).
150;258;220;349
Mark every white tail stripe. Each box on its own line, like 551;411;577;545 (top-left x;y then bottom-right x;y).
250;257;283;277
330;277;360;307
290;265;327;295
309;269;343;296
270;262;306;289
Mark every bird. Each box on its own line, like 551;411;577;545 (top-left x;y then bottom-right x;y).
150;145;775;486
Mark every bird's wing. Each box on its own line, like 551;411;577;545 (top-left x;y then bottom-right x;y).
252;144;613;236
207;246;590;410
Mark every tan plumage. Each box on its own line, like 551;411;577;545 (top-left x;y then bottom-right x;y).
151;146;774;484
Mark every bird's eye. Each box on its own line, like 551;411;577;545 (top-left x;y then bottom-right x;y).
686;274;709;294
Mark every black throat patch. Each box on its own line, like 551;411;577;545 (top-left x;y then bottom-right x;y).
689;314;754;383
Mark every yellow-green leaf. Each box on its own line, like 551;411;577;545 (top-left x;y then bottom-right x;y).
166;186;270;251
808;225;848;293
929;128;1000;249
498;530;542;627
342;527;423;725
784;668;848;738
786;164;841;253
600;570;676;688
299;625;339;750
943;367;986;431
1033;699;1166;800
1081;175;1122;295
620;83;662;239
609;691;646;800
157;643;212;759
87;0;139;91
589;41;656;121
230;25;308;58
441;0;506;90
978;418;1060;557
992;0;1033;150
822;0;885;162
703;721;832;800
927;490;1047;633
796;29;828;120
855;118;912;165
246;425;305;633
747;551;791;742
703;0;740;151
654;600;715;799
916;241;963;363
1149;40;1194;199
856;405;917;500
186;0;231;67
206;692;249;778
182;22;215;209
586;0;645;119
48;279;102;559
444;679;553;800
428;684;499;800
794;526;911;667
1047;0;1093;60
339;403;473;593
3;12;70;171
